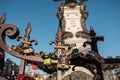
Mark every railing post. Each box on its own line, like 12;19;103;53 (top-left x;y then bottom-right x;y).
19;59;26;74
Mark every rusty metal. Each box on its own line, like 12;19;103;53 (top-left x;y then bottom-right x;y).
17;23;36;74
0;13;6;73
0;13;6;24
19;59;26;74
0;1;120;80
56;26;67;80
0;13;58;76
0;17;57;63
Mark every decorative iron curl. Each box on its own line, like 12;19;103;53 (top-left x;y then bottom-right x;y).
0;24;57;63
0;24;19;39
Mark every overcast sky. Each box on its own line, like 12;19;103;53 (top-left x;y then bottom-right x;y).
0;0;120;66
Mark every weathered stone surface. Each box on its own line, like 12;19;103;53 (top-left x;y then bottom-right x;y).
47;71;93;80
64;71;93;80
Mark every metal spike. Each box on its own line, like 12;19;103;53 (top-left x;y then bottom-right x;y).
0;13;6;24
25;22;32;37
56;26;62;42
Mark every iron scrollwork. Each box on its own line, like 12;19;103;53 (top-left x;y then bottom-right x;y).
0;13;57;63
